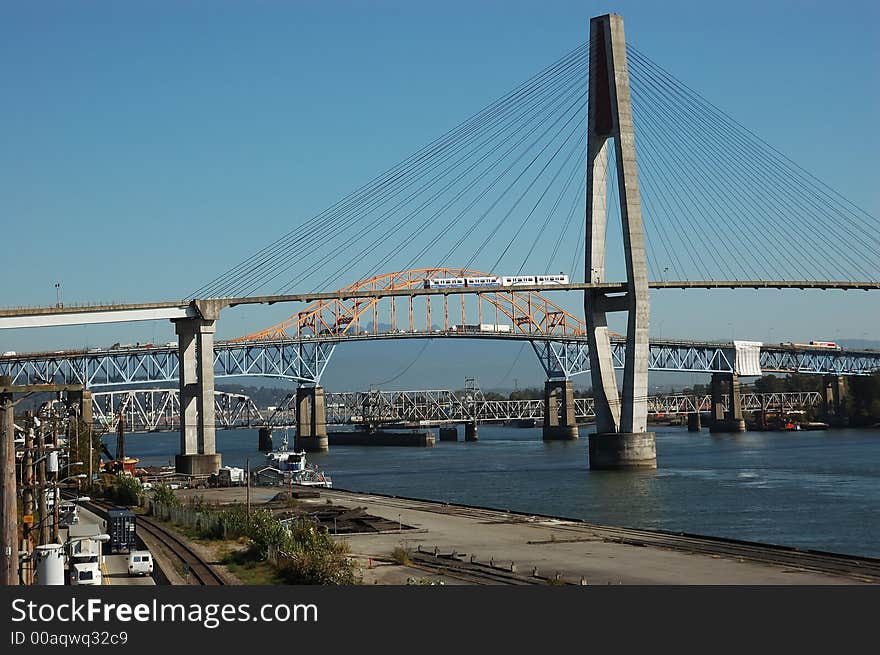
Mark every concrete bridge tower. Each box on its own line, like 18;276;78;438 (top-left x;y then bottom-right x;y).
173;300;223;475
584;14;656;469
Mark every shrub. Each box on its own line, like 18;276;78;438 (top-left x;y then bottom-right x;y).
111;475;143;506
391;545;412;565
152;483;180;508
277;524;359;585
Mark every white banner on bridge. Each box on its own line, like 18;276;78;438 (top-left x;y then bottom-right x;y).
733;340;763;376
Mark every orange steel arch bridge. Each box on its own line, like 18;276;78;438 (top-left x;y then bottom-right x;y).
233;268;591;341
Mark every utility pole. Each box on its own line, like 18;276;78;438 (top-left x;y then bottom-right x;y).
22;414;34;584
38;447;49;546
1;379;19;585
245;457;251;527
87;423;93;488
52;420;60;543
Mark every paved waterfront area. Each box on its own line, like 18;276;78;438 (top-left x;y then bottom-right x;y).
176;486;872;585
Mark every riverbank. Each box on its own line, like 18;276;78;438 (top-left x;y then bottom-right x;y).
118;425;880;558
175;486;878;585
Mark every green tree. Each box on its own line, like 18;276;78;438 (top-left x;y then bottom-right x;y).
111;475;143;506
754;375;784;394
152;484;180;508
847;372;880;426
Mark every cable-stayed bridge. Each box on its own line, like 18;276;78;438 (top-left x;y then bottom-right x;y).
1;13;877;475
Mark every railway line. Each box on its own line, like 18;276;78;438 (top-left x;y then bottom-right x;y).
69;495;226;586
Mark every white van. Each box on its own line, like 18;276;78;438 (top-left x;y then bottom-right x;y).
127;550;153;576
71;561;101;585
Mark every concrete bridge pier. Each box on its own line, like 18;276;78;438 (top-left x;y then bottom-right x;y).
687;412;701;432
258;426;274;452
464;422;478;442
821;375;847;425
709;372;746;433
295;385;329;452
439;426;458;442
543;379;579;440
173;317;222;475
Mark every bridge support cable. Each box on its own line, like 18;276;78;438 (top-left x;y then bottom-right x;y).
190;44;593;299
354;79;589;284
468;118;586;271
628;45;880;247
192;45;588;298
621;137;689;281
259;71;583;297
545;175;586;274
324;82;588;290
583;14;657;470
625;44;879;283
629;57;841;282
485;129;586;272
292;66;589;293
517;144;584;275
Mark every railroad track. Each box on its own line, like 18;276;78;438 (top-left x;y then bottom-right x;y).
408;551;559;585
69;495;226;586
328;489;880;583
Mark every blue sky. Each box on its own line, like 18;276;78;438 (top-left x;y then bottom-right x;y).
1;1;878;389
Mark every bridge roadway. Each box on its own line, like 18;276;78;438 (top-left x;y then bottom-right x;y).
90;387;821;432
1;280;878;329
2;332;878;388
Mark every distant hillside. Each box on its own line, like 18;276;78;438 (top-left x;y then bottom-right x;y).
838;339;880;351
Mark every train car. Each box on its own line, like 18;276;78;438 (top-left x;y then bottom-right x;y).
464;276;502;287
784;341;840;350
809;341;840;349
536;274;569;285
501;275;536;286
479;324;512;333
426;274;569;289
423;277;466;289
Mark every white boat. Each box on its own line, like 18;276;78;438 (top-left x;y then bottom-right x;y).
263;440;331;487
265;448;308;471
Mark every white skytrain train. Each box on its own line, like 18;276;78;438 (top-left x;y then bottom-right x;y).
423;274;569;289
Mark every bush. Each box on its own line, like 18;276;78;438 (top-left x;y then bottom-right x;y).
248;509;293;558
391;545;412;565
155;497;359;585
152;484;180;508
277;524;359;585
111;475;143;506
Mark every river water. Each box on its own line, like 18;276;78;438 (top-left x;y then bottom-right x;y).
110;425;880;558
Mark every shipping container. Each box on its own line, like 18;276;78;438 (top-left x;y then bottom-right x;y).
107;507;137;554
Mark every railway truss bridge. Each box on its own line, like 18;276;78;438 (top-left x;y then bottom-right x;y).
88;386;823;435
